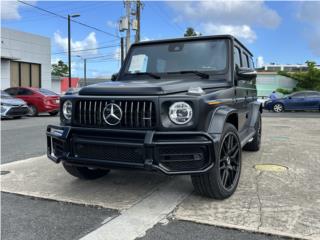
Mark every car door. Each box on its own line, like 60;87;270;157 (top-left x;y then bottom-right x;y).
16;88;35;106
303;92;320;110
285;92;306;110
233;46;247;132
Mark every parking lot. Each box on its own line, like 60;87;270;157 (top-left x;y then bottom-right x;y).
1;112;320;240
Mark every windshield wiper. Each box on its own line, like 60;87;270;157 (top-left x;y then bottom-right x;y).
129;72;161;79
167;71;209;79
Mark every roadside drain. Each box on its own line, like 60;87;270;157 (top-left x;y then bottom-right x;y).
254;164;288;172
0;171;11;175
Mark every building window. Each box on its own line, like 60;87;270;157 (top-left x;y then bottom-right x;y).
10;61;41;88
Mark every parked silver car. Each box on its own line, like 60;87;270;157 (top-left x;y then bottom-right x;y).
1;90;30;119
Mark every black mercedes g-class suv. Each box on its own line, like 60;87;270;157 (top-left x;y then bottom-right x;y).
47;35;262;199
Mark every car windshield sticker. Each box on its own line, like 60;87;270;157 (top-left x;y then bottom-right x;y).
129;54;148;73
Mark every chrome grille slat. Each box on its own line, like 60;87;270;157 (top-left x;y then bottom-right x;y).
75;99;155;129
84;101;87;125
79;101;82;124
94;101;97;125
136;101;140;127
130;101;134;127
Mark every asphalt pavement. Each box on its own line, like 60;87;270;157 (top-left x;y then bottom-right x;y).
1;115;59;164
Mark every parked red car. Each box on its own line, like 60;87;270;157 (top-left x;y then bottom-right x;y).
4;87;60;116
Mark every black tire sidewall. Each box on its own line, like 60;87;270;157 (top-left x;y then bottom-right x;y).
28;105;38;116
212;123;242;198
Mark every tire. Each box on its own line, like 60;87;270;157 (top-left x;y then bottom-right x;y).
243;112;262;151
62;163;110;180
191;123;242;199
49;111;59;116
273;103;284;112
28;105;38;117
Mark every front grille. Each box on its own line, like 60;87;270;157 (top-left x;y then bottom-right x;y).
74;100;156;129
73;142;143;164
7;106;29;116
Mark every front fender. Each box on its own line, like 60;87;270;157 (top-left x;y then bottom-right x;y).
207;106;238;134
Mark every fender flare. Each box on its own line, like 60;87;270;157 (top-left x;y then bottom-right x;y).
247;101;262;128
207;106;238;134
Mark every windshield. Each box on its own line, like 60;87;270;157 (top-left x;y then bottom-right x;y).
0;90;12;98
38;88;58;96
123;39;228;79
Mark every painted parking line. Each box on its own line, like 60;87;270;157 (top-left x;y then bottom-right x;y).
80;177;192;240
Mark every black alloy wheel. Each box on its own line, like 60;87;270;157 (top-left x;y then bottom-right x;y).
219;132;241;190
191;123;242;199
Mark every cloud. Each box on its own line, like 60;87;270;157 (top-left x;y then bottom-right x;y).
256;56;264;68
168;0;281;43
1;1;37;20
296;2;320;56
1;1;23;20
202;24;257;43
54;31;98;57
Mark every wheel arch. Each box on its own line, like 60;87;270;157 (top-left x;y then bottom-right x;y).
247;101;262;128
207;106;239;134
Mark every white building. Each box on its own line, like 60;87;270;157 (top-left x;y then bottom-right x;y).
1;27;51;90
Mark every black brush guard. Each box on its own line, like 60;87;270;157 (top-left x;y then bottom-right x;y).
46;125;218;175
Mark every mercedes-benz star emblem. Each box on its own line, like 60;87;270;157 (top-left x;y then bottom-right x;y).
103;103;123;125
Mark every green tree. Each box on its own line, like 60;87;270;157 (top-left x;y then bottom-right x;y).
51;60;68;77
278;61;320;91
184;27;200;37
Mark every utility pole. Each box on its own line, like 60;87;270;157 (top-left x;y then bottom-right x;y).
120;37;124;66
135;0;141;43
125;0;131;54
83;58;87;86
67;14;80;88
68;15;71;88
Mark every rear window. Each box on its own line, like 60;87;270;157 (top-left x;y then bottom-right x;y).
38;88;58;96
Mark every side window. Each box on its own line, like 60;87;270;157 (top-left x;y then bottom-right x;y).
249;57;254;69
17;88;33;96
305;92;320;98
291;93;305;98
234;47;241;68
241;52;249;68
5;88;18;96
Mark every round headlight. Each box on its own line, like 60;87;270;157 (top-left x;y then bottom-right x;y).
62;100;72;120
169;102;193;125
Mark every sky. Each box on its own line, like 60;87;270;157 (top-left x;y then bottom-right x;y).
2;0;320;78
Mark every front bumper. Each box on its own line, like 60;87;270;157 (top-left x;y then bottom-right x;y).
1;105;30;118
46;125;219;175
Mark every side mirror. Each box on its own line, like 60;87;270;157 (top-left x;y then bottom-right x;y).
236;67;257;80
111;73;118;81
288;96;292;99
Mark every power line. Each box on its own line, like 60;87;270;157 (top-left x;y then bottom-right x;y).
18;0;120;39
52;44;120;55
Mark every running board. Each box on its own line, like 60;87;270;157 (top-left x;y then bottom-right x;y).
240;128;256;148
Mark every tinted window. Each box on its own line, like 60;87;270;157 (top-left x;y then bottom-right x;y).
124;39;228;78
249;57;254;69
291;93;305;98
305;92;320;97
17;88;34;96
1;90;12;98
234;47;241;68
241;52;249;68
38;88;58;96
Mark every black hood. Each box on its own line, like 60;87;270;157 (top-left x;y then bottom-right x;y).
79;79;227;96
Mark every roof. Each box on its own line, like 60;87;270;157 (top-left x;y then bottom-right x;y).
131;34;253;56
